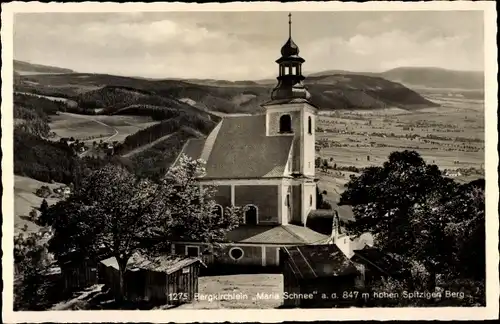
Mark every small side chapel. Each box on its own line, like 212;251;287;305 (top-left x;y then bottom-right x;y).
170;14;329;269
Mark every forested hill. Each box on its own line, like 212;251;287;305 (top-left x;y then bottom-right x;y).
15;71;438;114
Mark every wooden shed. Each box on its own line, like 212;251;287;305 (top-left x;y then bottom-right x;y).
280;244;366;308
60;259;99;293
99;253;206;306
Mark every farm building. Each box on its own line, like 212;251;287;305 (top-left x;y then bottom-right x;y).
170;14;331;270
98;253;206;306
280;244;366;308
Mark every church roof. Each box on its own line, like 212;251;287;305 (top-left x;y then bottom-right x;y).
225;224;329;245
176;115;294;179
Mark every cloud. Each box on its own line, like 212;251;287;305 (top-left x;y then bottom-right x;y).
13;11;484;80
303;28;482;73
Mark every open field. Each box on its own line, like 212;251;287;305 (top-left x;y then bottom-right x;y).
176;274;283;309
317;95;484;172
49;112;159;142
14;176;63;234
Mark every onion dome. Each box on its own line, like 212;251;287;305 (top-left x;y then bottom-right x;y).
281;37;300;57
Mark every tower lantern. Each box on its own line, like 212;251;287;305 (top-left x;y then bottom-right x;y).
271;13;311;101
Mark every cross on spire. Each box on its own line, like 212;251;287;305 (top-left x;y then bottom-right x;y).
288;12;292;38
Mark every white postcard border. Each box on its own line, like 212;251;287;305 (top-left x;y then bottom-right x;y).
1;1;498;322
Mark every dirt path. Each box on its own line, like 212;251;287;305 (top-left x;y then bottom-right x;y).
51;285;104;310
122;133;175;158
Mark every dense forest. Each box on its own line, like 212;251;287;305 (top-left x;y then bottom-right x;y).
13;94;83;184
14;129;79;184
114;112;216;155
14;94;67;137
126;129;197;180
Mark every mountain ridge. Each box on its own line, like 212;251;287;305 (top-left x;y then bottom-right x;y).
14;60;483;90
14;60;75;75
15;72;438;113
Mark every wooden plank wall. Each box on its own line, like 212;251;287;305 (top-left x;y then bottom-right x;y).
62;260;98;293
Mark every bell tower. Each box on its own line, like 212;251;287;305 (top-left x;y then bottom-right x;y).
263;13;317;178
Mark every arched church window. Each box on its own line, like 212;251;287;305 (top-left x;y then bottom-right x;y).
244;205;258;225
212;204;223;217
308;116;312;134
310;194;313;206
279;114;292;133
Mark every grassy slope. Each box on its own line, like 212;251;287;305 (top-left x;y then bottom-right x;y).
14;175;63;234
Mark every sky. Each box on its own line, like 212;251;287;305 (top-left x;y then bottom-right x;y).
13;11;484;80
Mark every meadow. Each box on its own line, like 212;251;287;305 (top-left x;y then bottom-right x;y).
316;92;485;205
49;112;159;142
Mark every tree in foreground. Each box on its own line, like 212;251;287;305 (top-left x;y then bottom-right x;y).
14;230;54;310
46;154;243;303
339;150;485;305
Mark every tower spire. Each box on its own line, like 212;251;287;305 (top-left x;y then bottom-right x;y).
288;12;292;39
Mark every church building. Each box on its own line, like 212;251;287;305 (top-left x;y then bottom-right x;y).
170;14;329;269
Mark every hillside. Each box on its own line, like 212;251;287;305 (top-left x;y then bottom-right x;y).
380;67;484;90
15;71;437;114
311;67;484;91
14;60;75;75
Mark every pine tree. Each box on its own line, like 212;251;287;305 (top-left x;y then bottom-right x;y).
40;199;49;215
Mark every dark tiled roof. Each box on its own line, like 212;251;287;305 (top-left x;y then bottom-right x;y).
100;253;205;275
351;247;403;276
282;244;359;279
176;115;294;179
225;224;328;245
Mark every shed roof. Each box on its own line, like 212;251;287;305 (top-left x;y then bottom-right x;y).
281;244;359;279
174;115;294;179
100;253;205;275
351;247;403;277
